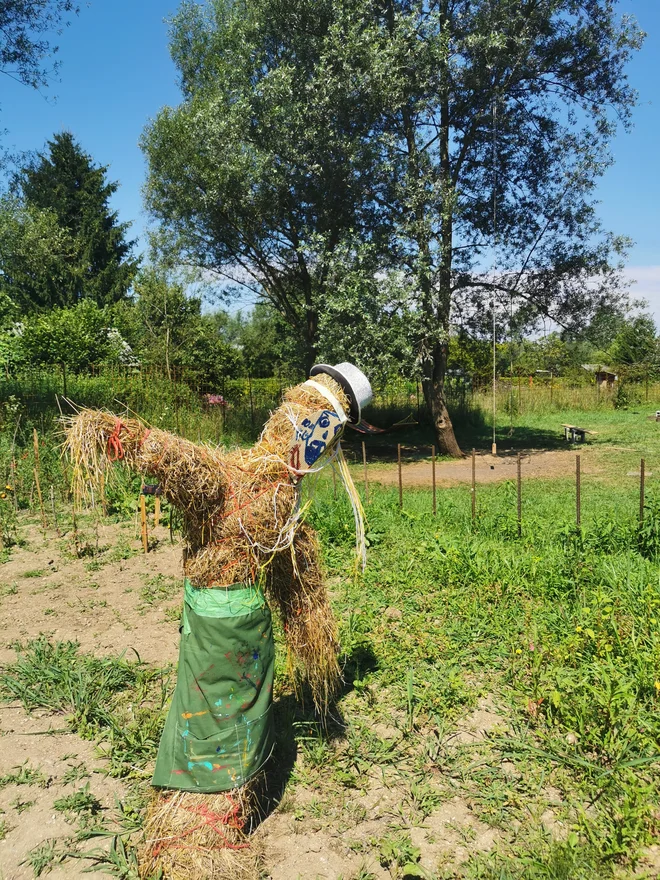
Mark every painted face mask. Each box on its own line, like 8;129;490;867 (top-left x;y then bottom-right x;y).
287;379;349;475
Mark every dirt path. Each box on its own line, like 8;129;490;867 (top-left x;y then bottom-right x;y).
367;448;600;487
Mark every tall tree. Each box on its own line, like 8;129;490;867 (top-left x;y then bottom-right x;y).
144;0;642;455
363;0;641;455
15;132;138;309
141;0;385;373
0;195;76;312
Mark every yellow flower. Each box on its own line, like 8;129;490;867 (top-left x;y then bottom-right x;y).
515;649;522;655
655;681;660;692
575;625;583;633
0;493;6;499
5;485;12;491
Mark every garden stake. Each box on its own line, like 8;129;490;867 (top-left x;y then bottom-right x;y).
50;485;60;536
10;459;18;513
140;494;149;554
34;469;46;530
33;429;47;528
99;472;108;517
362;441;369;504
432;445;436;516
471;448;476;523
517;453;522;538
398;443;403;509
640;458;645;525
576;454;581;527
71;503;80;557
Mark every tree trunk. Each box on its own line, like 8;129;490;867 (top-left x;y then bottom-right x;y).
304;307;318;376
425;8;463;460
421;343;463;458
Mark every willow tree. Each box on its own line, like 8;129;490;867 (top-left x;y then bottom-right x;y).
141;0;386;374
143;0;642;455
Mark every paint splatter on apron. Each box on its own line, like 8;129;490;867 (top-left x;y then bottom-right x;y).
152;579;274;793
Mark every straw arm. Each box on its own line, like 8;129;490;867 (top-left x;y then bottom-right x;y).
265;523;341;713
64;410;227;511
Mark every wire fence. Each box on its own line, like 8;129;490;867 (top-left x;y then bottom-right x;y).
2;366;660;444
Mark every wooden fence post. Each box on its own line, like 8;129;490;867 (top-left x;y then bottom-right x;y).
576;454;581;527
50;485;60;537
140;495;149;554
33;428;46;529
398;444;403;509
99;472;108;517
362;441;369;505
471;448;476;524
432;445;436;517
517;453;522;538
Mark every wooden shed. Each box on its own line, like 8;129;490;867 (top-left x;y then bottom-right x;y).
582;364;618;389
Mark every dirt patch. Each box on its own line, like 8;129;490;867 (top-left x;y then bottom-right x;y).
0;521;182;668
0;706;127;878
368;448;600;488
0;518;517;878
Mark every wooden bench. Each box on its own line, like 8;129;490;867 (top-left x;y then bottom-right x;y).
562;424;597;443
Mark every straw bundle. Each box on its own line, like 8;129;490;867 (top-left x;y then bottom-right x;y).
139;788;264;880
64;373;350;709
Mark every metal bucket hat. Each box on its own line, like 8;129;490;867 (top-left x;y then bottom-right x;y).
309;362;373;424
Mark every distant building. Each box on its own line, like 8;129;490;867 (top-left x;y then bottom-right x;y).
582;364;618;389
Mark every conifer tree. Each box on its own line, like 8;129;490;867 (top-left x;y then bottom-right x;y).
15;132;138;309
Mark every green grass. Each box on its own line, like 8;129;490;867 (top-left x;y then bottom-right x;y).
53;782;101;824
0;638;169;779
0;762;48;789
299;468;660;877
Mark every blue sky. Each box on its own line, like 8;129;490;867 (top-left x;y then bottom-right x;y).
1;0;659;316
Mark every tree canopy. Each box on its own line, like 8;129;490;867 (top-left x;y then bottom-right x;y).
141;0;385;372
143;0;643;455
0;0;78;91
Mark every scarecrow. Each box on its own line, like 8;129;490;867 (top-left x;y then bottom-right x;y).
65;362;372;878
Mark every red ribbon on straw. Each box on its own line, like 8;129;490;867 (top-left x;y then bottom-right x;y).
107;419;125;461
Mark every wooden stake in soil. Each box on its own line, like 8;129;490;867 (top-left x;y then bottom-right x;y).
50;485;60;537
516;453;522;538
10;459;18;513
640;458;646;525
33;429;47;529
99;472;108;517
140;494;149;554
576;454;581;527
154;495;161;529
432;445;437;517
398;443;403;509
471;448;476;523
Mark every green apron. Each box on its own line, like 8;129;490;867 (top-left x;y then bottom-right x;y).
152;579;275;793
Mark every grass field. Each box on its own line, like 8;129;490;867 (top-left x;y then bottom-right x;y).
1;402;660;878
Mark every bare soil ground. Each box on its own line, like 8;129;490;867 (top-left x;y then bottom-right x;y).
367;447;601;488
0;519;507;879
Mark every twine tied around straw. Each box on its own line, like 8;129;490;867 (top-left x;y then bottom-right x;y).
106;419;125;461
